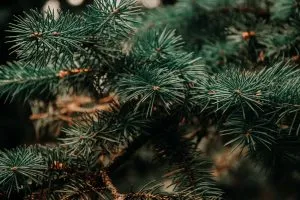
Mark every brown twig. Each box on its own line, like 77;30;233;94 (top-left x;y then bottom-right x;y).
57;68;91;79
101;170;125;200
101;170;176;200
125;192;176;200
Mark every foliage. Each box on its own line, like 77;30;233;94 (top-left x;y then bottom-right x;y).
0;0;300;199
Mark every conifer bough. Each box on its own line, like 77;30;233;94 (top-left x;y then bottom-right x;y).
1;0;300;199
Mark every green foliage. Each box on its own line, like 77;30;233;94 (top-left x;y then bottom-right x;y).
85;0;140;34
93;104;149;139
0;147;46;197
195;69;265;116
132;28;185;61
221;111;277;152
0;62;91;101
0;62;58;101
8;9;87;66
117;66;186;116
1;0;300;199
61;106;149;157
61;122;98;157
271;0;297;20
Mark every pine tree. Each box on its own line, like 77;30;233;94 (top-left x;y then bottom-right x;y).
0;0;300;199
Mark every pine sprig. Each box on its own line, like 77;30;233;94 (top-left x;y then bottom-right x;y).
0;62;59;101
132;28;185;62
117;66;186;116
131;28;206;84
0;62;91;101
271;0;298;20
8;9;87;66
191;61;300;115
221;111;277;152
192;69;266;117
53;178;104;200
94;104;149;140
60;122;98;157
85;0;141;37
0;147;47;197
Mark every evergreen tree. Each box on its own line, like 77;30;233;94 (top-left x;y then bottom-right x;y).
1;0;300;199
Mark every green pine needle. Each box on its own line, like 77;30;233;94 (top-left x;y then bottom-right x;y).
221;111;277;153
117;66;186;116
0;147;46;197
132;28;185;61
8;9;87;66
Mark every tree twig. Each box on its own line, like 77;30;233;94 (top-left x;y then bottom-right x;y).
101;170;177;200
101;170;125;200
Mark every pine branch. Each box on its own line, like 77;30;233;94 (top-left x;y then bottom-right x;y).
191;68;266;117
101;170;125;199
221;110;277;152
3;0;300;199
0;62;92;101
124;192;177;200
271;0;298;20
191;61;300;115
8;0;142;68
85;0;141;35
117;66;186;117
0;146;47;197
59;103;150;167
132;28;185;62
101;170;181;200
8;9;87;66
